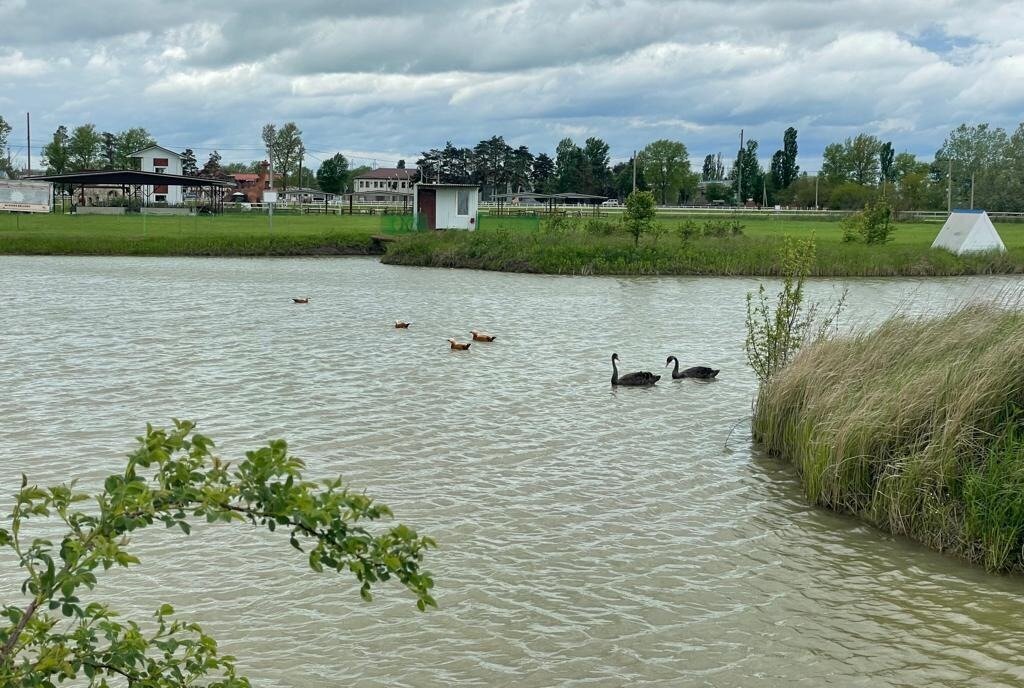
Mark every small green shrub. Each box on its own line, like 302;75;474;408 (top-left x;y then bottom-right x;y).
842;198;894;244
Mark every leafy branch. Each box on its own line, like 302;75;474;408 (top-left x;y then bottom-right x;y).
0;420;436;687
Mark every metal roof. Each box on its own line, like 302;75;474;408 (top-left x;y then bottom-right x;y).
353;167;416;180
415;183;480;188
26;170;235;187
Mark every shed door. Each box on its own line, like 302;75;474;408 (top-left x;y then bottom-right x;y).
419;188;437;230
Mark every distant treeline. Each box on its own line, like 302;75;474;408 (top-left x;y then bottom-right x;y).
3;114;1022;210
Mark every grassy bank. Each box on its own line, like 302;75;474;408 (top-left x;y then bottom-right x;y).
6;212;1024;276
0;213;383;256
753;304;1024;572
381;217;1024;276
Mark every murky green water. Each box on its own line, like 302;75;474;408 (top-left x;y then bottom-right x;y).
1;256;1022;687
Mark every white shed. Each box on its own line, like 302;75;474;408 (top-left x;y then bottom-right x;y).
413;183;479;230
931;209;1006;254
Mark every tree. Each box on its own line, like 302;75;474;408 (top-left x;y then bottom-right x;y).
780;127;799;188
223;161;263;174
701;153;725;181
624;190;657;246
610;158;646;200
507;145;533;193
879;141;895;192
101;131;117;169
397;159;406;169
732;139;763;205
641;139;690;205
0;115;11;175
316;153;349;194
935;123;1011;210
554;138;585;192
769;128;800;200
42;126;71;175
180;148;198;176
847;134;881;186
0;421;436;687
199;150;225;178
820;142;849;185
471;135;512;198
531;153;555;192
67;124;103;170
582;137;611;196
110;128;156;169
262;122;305;191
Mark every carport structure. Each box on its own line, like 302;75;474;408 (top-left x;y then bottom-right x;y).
27;170;235;212
491;191;607;215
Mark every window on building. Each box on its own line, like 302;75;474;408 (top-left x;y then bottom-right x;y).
154;167;165;174
155;195;166;202
153;158;169;167
457;189;470;216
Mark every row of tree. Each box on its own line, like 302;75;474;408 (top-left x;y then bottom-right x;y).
6;113;1024;211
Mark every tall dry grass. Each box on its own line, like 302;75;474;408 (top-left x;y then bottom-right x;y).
753;302;1024;571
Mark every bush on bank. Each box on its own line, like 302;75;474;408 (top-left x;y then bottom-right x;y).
381;224;1024;277
753;303;1024;572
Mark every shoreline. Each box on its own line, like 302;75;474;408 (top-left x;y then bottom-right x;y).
3;214;1023;276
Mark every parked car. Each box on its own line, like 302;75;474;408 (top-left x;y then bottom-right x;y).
601;199;621;207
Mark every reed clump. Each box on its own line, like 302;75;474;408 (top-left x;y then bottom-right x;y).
753;302;1024;571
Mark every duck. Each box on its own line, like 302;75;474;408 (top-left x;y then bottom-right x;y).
611;353;660;386
291;297;309;304
448;338;471;351
470;330;496;342
665;355;719;380
394;320;411;329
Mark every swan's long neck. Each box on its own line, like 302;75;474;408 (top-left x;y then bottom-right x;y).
671;357;680;376
611;357;618;385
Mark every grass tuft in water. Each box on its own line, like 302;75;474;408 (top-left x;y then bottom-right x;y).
753;303;1024;571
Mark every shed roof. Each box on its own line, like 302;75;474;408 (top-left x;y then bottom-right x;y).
26;170;234;187
416;183;480;188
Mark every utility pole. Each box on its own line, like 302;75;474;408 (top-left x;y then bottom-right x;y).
814;174;819;210
947;159;952;213
267;141;274;231
737;129;744;207
26;112;30;174
632;150;637;193
970;172;975;209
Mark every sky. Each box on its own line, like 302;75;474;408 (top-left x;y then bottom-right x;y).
1;0;1023;173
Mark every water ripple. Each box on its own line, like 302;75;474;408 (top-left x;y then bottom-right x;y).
1;256;1023;687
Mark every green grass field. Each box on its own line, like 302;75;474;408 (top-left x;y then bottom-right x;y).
0;212;384;256
383;215;1024;276
3;211;1023;276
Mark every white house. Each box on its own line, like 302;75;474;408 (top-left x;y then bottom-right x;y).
352;167;415;203
413;183;480;230
129;145;183;205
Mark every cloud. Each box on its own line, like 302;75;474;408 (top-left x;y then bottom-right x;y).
0;0;1022;171
0;50;52;77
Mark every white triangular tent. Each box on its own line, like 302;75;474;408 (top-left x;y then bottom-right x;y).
931;209;1006;254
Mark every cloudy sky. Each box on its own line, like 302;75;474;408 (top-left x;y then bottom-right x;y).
1;0;1022;171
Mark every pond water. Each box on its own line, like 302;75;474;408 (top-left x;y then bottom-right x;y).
1;256;1023;687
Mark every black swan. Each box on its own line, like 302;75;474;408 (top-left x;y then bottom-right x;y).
665;355;719;380
611;353;660;386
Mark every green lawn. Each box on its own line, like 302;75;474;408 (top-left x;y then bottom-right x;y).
3;211;1023;276
0;212;384;255
383;215;1024;276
